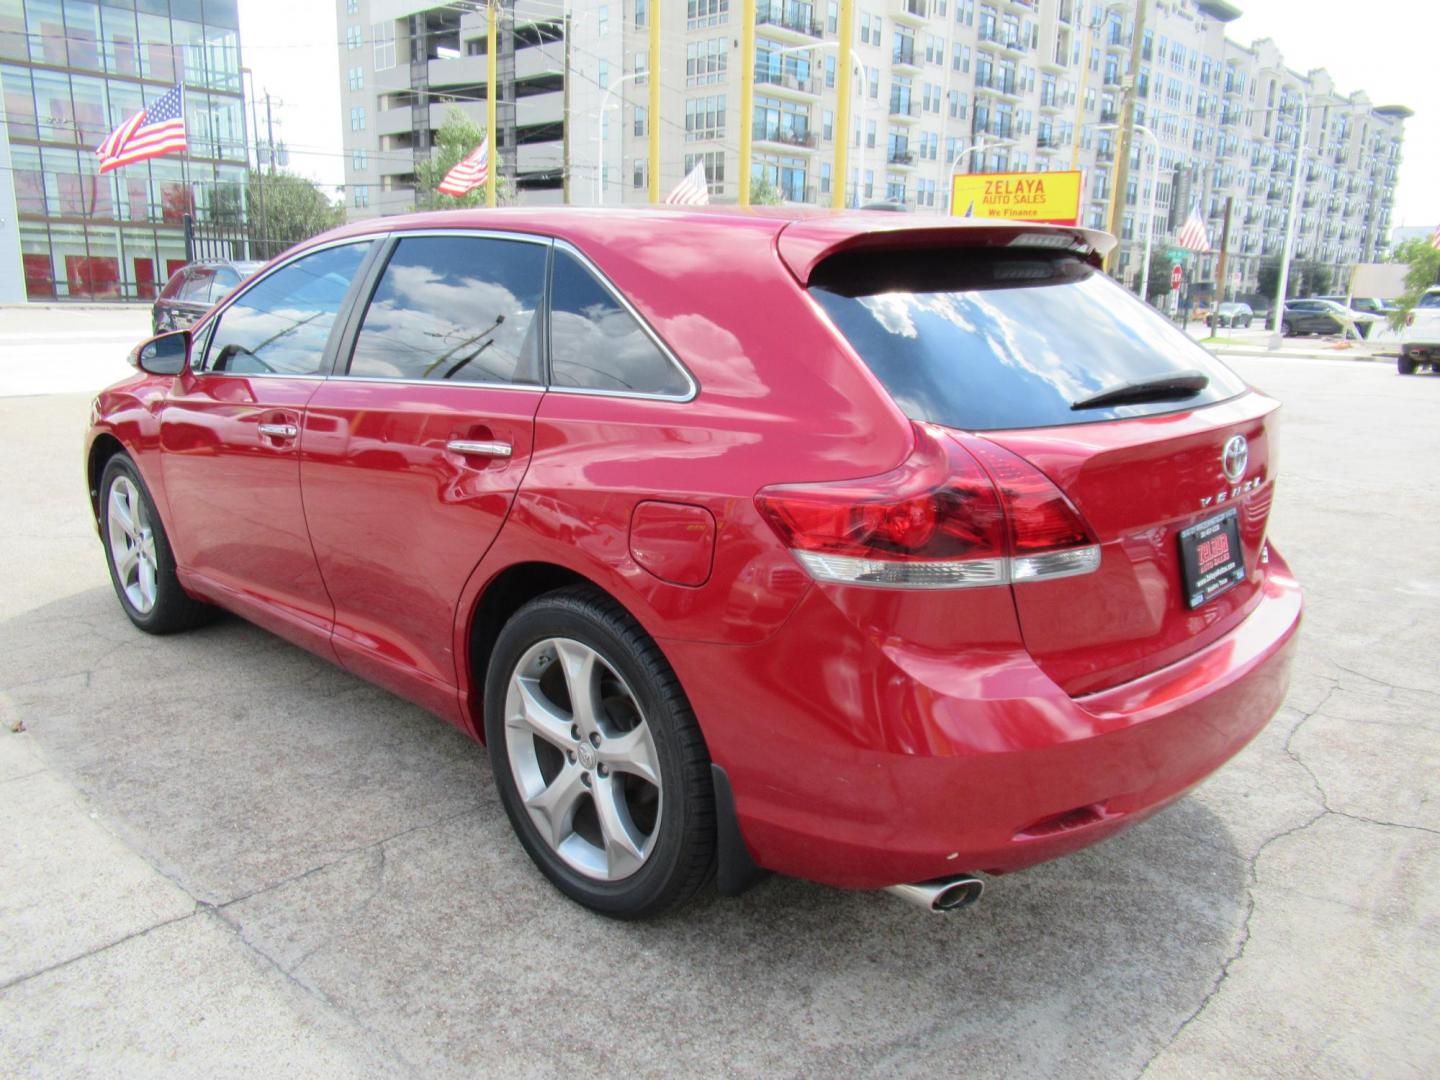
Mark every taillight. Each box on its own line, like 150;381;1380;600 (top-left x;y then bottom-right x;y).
755;425;1099;589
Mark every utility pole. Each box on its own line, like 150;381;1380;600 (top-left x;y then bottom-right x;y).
1212;195;1233;332
647;0;659;203
263;91;277;175
1270;95;1308;344
832;0;854;209
738;0;756;206
1104;0;1147;272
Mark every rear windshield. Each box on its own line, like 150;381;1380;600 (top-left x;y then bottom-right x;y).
810;249;1247;431
1419;291;1440;309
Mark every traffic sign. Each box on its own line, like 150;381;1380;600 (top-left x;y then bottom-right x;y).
1171;264;1183;290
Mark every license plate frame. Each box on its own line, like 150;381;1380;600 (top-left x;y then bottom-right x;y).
1177;507;1246;609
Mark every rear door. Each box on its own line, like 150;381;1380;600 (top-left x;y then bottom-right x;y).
805;240;1278;696
299;232;550;716
159;240;375;653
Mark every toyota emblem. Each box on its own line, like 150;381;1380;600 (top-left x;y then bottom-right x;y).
1222;435;1249;483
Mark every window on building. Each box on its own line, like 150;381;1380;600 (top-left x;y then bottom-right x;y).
346;0;358;13
350;106;366;130
346;25;362;49
636;0;648;28
686;0;728;29
634;160;646;188
373;22;396;69
201;243;372;376
351;147;367;171
352;184;369;208
684;95;726;140
683;150;725;194
685;37;728;86
550;249;689;396
634;105;647;136
347;66;364;91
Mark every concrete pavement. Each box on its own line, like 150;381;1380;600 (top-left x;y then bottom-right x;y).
1;316;1437;1077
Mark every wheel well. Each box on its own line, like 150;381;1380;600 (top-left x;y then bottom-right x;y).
87;433;127;521
467;562;595;709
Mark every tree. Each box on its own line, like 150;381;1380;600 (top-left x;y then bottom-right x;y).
246;170;344;256
749;176;784;206
1295;259;1332;297
1385;238;1440;329
1255;254;1282;302
415;106;514;209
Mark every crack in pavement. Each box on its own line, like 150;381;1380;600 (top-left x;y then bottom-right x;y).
0;905;202;993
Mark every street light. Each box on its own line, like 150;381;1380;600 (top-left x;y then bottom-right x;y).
594;70;642;205
944;138;1021;213
1097;121;1159;304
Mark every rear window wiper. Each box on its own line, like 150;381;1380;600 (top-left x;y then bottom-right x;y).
1071;371;1209;411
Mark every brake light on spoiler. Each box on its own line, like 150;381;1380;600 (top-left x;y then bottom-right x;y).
756;424;1100;589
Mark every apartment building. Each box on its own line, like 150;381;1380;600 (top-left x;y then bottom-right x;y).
340;0;1407;296
0;0;249;300
337;0;567;217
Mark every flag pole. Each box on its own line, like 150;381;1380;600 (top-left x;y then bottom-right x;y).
486;1;498;208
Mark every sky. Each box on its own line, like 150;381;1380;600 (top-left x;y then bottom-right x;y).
236;0;1436;228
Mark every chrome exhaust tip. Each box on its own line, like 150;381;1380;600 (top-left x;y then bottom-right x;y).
884;875;984;913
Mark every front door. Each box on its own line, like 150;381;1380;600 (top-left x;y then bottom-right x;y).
299;233;551;718
159;240;375;654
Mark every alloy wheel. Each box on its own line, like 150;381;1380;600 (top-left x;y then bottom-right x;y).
107;476;158;614
503;637;662;881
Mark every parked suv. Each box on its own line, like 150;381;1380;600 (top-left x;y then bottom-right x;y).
1317;295;1395;318
87;209;1301;918
1399;287;1440;374
152;259;262;334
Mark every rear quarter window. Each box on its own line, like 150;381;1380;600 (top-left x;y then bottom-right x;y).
809;248;1248;431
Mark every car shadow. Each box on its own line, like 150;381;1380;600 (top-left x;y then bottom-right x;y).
1;587;1251;1077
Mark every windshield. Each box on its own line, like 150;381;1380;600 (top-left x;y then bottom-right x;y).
809;248;1248;431
1419;292;1440;309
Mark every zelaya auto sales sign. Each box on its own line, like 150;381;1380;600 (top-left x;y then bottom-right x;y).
950;170;1083;225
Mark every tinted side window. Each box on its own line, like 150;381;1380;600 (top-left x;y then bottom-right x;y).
202;242;370;376
347;235;548;385
548;249;689;397
1418;292;1440;309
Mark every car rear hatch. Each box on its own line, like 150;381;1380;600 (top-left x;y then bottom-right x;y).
778;219;1279;696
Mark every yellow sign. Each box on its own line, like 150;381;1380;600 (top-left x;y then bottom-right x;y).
949;170;1083;225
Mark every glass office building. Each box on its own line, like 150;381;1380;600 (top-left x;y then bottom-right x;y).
0;0;248;300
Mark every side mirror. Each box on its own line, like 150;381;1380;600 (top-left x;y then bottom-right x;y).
128;330;191;376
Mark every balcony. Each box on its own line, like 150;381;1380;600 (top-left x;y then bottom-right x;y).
1099;108;1118;124
753;124;819;149
887;148;917;166
975;73;1019;96
755;3;824;38
1039;91;1062;111
892;0;928;24
1036;133;1066;149
755;68;818;96
889;97;920;119
892;42;918;68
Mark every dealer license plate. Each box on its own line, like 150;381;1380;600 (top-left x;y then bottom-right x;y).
1178;508;1246;609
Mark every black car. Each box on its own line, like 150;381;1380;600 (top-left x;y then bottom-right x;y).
1281;299;1377;339
152;260;263;334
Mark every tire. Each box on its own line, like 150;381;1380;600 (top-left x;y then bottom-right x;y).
484;586;715;919
1398;353;1418;375
1281;321;1294;337
99;453;214;634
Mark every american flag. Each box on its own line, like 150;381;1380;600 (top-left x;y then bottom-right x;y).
664;162;709;206
438;140;489;196
1176;201;1211;253
96;84;186;174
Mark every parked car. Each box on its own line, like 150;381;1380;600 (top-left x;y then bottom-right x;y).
1281;298;1377;338
1317;295;1396;318
1214;302;1254;328
152;259;263;334
1399;287;1440;375
86;209;1302;919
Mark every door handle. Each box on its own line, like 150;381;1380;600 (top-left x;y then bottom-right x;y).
258;423;298;439
446;439;512;458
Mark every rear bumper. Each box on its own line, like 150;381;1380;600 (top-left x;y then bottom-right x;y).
666;548;1302;890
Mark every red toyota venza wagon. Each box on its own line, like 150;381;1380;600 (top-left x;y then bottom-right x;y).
86;208;1301;918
